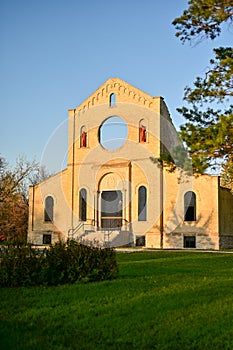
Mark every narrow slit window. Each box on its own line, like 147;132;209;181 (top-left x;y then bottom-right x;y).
44;196;54;222
79;188;87;221
138;186;147;221
109;93;116;107
184;191;196;221
80;126;87;148
139;120;147;142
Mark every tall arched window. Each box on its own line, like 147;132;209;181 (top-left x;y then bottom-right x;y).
139;119;147;142
184;191;196;221
79;188;87;221
44;196;54;222
109;93;116;107
138;186;147;221
80;126;87;148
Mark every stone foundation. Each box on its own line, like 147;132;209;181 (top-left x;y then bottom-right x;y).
164;232;218;250
28;231;62;245
220;236;233;249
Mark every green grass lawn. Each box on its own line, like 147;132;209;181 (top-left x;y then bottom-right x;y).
1;251;233;350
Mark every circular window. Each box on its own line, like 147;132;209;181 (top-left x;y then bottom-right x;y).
99;116;128;150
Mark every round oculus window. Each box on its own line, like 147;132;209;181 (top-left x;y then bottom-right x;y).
99;116;128;151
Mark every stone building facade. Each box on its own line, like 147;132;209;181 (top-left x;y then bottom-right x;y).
28;78;233;249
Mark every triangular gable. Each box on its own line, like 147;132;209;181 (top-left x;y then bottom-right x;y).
71;78;161;114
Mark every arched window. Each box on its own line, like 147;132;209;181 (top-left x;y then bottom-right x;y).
138;186;147;221
80;126;87;148
44;196;54;222
139;119;147;142
109;93;116;107
184;191;196;221
79;188;87;221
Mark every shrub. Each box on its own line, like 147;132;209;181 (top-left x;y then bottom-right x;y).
0;240;118;287
0;243;42;287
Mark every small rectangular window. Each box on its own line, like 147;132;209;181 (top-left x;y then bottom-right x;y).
184;236;196;248
43;234;52;245
136;235;145;246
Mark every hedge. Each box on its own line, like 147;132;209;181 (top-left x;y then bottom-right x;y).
0;240;118;287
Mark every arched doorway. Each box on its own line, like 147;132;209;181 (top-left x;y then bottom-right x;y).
97;172;125;230
101;190;122;229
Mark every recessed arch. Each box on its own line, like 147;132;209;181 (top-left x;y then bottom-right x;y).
97;171;125;229
98;171;124;192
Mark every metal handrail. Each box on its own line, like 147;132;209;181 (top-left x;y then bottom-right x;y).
69;223;97;240
68;223;84;239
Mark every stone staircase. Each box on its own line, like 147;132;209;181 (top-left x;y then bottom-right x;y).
70;225;133;248
104;230;134;248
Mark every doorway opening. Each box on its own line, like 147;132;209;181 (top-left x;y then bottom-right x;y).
101;190;122;229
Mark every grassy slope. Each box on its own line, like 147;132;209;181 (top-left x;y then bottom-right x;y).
0;251;233;350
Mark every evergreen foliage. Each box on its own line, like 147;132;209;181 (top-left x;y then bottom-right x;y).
0;240;118;287
173;0;233;182
173;0;233;43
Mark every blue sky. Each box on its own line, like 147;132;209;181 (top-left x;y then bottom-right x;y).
1;0;232;172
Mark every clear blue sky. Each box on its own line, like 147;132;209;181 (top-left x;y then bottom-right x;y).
1;0;232;172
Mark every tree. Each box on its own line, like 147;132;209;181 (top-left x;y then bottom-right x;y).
172;0;233;183
220;154;233;189
0;156;50;242
173;0;233;43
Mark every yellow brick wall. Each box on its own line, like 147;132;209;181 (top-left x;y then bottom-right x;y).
28;78;232;249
